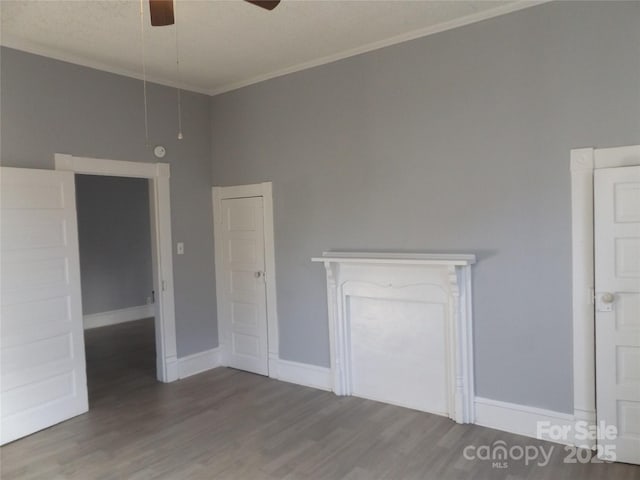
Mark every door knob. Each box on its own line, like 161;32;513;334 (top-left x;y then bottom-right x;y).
255;271;263;278
601;292;615;304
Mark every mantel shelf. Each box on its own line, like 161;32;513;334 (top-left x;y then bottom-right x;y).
311;252;476;266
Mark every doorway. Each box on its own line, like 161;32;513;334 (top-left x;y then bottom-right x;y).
571;145;640;464
75;174;156;402
56;154;178;383
212;183;279;377
0;155;178;444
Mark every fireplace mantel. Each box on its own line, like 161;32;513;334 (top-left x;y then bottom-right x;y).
312;251;476;423
312;251;476;266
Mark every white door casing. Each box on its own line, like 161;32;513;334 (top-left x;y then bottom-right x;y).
54;154;178;383
571;145;640;451
0;167;88;445
594;165;640;464
213;183;278;377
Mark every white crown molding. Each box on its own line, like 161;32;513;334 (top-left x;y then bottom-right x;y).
208;1;550;96
0;35;212;96
2;1;548;98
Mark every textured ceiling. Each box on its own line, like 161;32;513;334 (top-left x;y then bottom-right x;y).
1;1;537;95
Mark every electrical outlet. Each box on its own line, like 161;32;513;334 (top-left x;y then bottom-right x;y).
177;242;184;255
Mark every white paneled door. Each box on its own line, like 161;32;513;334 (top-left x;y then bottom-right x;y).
220;197;268;375
0;167;88;445
595;165;640;464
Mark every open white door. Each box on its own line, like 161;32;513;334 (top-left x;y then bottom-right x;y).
594;165;640;464
1;167;88;445
220;196;269;376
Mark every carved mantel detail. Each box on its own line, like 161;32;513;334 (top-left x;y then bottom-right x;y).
312;252;476;424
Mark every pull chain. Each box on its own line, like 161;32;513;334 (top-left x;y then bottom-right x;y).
175;0;183;140
140;0;150;146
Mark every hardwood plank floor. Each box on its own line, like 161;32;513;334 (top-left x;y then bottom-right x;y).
1;319;639;479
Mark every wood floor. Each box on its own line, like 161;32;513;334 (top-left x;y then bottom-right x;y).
1;319;639;480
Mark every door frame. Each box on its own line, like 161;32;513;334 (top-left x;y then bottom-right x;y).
212;182;279;376
570;145;640;449
55;153;178;383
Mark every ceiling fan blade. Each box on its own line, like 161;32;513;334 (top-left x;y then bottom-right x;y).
245;0;281;11
149;0;174;26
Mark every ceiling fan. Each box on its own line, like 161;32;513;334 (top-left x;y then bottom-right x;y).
149;0;281;27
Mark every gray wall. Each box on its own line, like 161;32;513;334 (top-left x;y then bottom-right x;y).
1;47;217;357
76;174;153;315
2;1;638;413
210;1;640;413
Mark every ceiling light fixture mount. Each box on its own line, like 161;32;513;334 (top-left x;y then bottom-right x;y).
153;145;167;159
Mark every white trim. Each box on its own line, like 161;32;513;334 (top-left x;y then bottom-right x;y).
212;182;279;375
262;183;279;362
55;153;178;383
178;349;329;389
55;153;167;179
83;304;154;330
313;252;475;423
212;188;224;361
593;144;640;168
272;359;332;392
178;348;221;379
312;252;476;266
1;34;212;96
3;1;547;97
475;397;576;446
570;145;640;450
460;260;475;424
570;147;596;445
208;1;549;95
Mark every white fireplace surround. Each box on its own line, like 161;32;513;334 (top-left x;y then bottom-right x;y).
312;252;476;424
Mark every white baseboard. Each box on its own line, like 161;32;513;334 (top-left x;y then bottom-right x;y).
165;356;179;383
474;396;580;446
83;304;154;329
174;348;594;449
175;355;592;447
271;357;332;391
178;348;221;379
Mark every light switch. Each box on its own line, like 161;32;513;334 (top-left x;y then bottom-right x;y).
177;242;184;255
